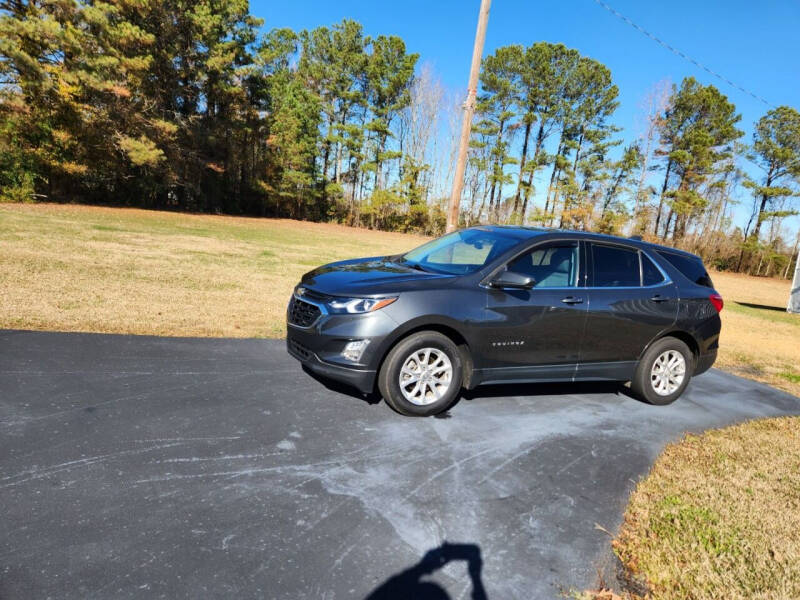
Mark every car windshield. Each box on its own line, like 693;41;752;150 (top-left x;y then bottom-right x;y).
400;229;522;275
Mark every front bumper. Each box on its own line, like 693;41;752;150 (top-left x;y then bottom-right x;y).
285;296;399;394
287;336;376;394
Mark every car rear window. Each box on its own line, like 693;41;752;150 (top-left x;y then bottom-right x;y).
591;244;640;287
641;253;665;286
656;251;714;288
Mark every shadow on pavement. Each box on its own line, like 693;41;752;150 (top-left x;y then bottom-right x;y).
303;364;641;407
302;365;382;405
364;543;487;600
462;380;638;401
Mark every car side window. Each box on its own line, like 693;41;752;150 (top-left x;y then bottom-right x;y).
591;244;640;287
656;251;714;287
507;243;578;288
641;253;665;286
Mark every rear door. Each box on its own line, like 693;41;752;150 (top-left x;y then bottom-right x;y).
579;242;678;378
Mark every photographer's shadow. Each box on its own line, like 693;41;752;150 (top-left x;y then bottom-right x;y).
364;542;487;600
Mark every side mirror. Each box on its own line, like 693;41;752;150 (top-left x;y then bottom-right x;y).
490;270;535;289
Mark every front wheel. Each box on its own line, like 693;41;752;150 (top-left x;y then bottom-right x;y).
378;331;463;416
631;337;693;405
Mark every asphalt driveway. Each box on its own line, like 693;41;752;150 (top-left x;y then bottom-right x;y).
2;330;799;599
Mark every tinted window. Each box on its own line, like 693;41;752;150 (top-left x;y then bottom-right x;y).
656;251;713;287
642;253;665;286
402;229;522;275
508;244;578;288
592;244;640;287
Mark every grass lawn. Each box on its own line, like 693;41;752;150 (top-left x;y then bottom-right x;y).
612;417;800;599
0;203;424;338
2;202;798;396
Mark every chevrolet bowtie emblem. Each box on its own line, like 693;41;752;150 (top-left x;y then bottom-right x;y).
296;287;306;296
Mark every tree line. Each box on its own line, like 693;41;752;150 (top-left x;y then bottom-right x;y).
1;3;799;277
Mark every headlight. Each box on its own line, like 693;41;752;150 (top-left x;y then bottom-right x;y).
327;297;397;314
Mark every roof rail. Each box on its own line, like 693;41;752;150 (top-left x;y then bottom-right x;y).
629;235;643;241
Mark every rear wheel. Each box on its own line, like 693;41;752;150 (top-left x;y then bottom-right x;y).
631;337;693;405
378;331;463;416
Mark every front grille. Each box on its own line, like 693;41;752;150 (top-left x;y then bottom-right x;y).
289;297;322;327
289;339;312;360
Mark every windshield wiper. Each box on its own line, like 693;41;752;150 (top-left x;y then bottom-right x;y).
406;262;429;273
397;258;430;273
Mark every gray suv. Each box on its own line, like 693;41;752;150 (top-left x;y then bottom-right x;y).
287;227;722;416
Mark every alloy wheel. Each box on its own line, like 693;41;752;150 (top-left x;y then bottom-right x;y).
398;347;453;406
650;350;686;396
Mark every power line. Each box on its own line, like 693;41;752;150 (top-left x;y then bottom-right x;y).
592;0;775;108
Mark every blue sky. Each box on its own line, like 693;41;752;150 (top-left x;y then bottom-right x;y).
256;0;800;234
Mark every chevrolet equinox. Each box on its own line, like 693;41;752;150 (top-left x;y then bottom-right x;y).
286;227;722;416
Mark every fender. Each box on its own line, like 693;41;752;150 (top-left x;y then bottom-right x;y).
367;314;478;373
637;327;701;364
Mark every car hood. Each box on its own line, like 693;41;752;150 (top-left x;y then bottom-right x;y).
299;256;453;296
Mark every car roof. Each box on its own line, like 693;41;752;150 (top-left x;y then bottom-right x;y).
471;225;703;261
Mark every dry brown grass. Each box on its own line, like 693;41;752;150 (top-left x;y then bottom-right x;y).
0;203;423;338
613;417;800;599
711;271;800;397
2;204;798;397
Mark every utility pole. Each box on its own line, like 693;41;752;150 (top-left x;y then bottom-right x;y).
446;0;491;233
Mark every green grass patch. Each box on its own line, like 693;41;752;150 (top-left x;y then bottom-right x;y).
727;301;800;327
780;371;800;384
92;224;129;232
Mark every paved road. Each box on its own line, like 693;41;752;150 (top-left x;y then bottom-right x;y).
2;330;799;599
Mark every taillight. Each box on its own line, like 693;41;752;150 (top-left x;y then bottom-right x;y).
709;293;724;313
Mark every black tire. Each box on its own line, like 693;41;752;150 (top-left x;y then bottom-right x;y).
631;337;693;405
378;331;463;416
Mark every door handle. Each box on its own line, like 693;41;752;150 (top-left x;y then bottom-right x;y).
561;296;584;305
650;294;668;303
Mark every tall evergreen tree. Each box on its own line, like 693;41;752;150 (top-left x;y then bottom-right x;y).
512;43;579;221
364;35;417;191
655;77;742;239
475;45;522;221
299;19;368;209
746;106;800;242
550;56;619;228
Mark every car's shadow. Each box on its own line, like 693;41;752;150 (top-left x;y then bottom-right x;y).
734;301;788;313
302;365;383;405
302;365;639;409
462;379;637;401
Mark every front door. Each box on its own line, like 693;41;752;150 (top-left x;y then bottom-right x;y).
479;241;588;381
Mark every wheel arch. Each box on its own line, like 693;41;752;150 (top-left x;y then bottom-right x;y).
373;318;475;389
640;329;700;367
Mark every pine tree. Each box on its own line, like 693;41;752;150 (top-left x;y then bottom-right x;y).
475;45;522;222
512;43;579;222
655;77;742;239
747;106;800;242
364;35;418;192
